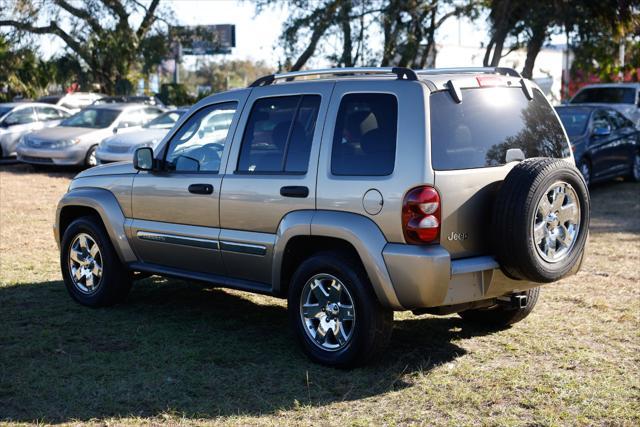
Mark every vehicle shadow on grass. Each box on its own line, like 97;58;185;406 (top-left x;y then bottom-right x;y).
0;277;496;423
588;181;640;235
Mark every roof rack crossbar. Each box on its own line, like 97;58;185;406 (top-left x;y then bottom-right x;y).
416;67;522;78
249;67;418;87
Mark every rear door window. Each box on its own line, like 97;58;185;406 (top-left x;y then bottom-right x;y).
237;95;321;174
430;88;567;170
331;93;398;176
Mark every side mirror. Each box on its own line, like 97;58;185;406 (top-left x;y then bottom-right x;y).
592;124;611;137
133;147;155;171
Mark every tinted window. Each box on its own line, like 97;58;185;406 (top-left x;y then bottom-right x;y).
61;108;120;128
165;102;237;173
331;93;398;176
431;88;567;170
5;107;37;126
556;107;590;137
592;110;610;130
571;87;636;104
237;95;320;174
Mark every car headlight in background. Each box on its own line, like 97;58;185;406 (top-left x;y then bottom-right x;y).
51;138;81;149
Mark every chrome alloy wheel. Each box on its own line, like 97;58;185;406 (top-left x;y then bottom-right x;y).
533;181;581;263
87;148;97;167
68;233;103;294
300;274;355;351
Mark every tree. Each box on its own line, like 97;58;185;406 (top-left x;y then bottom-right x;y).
258;0;479;71
0;0;170;94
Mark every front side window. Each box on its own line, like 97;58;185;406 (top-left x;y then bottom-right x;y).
237;95;321;174
164;102;238;173
430;88;567;170
331;93;398;176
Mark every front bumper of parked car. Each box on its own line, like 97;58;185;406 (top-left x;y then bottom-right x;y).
16;144;88;166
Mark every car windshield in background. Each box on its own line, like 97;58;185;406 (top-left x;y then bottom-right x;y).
60;108;120;129
143;111;184;129
571;87;636;104
430;87;567;170
556;108;590;137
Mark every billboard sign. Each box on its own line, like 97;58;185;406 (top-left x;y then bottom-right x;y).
170;24;236;55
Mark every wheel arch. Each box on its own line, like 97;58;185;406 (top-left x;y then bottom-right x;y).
272;210;403;310
55;188;137;264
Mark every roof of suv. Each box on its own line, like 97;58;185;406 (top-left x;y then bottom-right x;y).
247;66;532;95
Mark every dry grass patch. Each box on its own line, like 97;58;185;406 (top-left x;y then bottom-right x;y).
0;163;639;425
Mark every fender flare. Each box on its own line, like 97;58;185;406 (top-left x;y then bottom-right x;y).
55;188;137;264
272;210;403;310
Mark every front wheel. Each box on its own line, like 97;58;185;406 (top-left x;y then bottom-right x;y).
459;287;540;329
60;216;132;307
288;252;393;368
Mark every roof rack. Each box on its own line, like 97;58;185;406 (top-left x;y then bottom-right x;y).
249;67;418;87
248;66;522;88
416;67;522;78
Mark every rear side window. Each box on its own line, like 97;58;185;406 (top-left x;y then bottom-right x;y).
331;93;398;176
237;95;320;174
430;88;567;170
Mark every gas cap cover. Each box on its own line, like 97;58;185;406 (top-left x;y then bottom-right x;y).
363;189;383;215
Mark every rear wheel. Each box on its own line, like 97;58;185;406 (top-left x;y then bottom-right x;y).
459;287;540;328
61;216;131;307
288;252;393;367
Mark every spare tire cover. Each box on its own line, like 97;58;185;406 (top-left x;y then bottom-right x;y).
492;158;590;283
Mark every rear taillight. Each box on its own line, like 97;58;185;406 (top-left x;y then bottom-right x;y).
402;186;441;244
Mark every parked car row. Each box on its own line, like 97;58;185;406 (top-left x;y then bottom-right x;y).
2;83;638;187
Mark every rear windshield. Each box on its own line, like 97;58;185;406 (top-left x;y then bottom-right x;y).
430;87;567;170
571;87;636;104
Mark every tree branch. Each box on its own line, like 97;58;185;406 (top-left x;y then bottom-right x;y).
53;0;103;35
137;0;160;39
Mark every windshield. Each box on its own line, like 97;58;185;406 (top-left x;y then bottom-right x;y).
430;87;568;170
60;108;120;128
556;108;590;137
143;111;184;129
571;87;636;105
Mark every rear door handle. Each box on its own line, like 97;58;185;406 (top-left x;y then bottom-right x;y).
280;186;309;198
188;183;214;195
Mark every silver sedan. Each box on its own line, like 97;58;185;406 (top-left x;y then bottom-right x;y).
17;103;163;167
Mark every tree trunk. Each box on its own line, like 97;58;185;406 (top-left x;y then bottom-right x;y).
290;1;339;71
522;22;547;79
339;0;353;67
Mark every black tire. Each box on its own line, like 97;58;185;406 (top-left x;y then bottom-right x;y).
578;158;592;187
492;158;590;283
288;252;393;368
459;287;540;328
60;216;131;307
84;145;98;168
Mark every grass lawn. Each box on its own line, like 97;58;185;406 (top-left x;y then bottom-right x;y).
0;163;639;426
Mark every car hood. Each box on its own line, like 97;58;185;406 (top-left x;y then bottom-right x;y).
74;161;137;178
102;128;168;147
27;126;104;142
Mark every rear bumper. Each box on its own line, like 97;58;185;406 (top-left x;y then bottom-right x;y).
382;244;540;309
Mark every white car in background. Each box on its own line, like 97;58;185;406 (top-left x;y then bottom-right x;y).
17;104;163;167
0;102;72;157
38;92;106;113
96;109;188;164
570;83;640;128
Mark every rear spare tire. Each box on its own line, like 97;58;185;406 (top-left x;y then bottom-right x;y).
492;158;589;283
